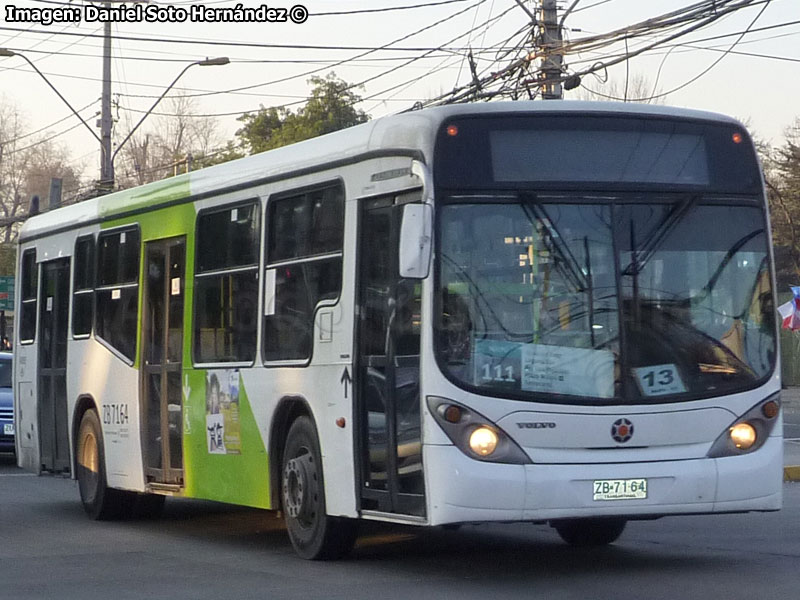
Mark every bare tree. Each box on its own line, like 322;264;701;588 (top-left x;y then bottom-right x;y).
0;97;83;272
116;93;230;188
766;118;800;287
0;101;31;242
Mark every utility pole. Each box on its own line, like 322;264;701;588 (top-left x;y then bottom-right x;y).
539;0;563;99
99;4;114;190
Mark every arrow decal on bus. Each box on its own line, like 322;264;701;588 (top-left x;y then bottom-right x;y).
340;367;352;399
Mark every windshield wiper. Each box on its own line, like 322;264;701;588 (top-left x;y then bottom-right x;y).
621;194;700;277
518;193;590;292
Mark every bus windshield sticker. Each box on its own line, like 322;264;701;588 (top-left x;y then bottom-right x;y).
264;268;276;316
171;277;180;296
520;344;614;398
473;339;521;389
111;289;121;300
205;369;242;455
634;364;687;397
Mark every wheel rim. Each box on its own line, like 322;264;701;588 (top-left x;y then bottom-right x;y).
78;428;99;503
283;448;319;529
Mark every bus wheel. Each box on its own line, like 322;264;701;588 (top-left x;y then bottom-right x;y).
282;416;357;560
76;409;125;520
552;518;627;546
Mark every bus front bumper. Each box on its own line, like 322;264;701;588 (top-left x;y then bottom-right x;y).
424;434;783;525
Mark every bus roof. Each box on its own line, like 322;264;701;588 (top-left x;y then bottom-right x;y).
18;101;743;243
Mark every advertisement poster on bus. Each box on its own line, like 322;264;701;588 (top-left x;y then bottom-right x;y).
205;369;242;455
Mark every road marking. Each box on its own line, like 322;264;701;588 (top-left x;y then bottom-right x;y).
785;466;800;481
0;473;36;477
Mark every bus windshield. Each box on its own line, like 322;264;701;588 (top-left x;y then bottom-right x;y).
434;197;775;403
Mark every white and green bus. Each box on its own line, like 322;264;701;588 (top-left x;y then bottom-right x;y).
15;101;782;559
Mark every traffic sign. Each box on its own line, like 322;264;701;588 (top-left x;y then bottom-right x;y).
0;276;15;311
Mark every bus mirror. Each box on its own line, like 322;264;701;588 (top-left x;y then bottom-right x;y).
399;204;432;279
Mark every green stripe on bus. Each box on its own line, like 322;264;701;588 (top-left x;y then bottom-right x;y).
102;189;271;507
182;369;271;508
102;201;197;370
98;175;191;218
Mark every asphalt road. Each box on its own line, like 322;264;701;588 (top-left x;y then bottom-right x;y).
3;440;800;600
2;398;799;599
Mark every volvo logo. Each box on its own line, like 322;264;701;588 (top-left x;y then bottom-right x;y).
611;418;634;443
517;422;557;429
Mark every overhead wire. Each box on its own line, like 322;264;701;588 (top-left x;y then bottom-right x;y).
580;0;773;101
416;0;774;107
4;0;795;181
49;0;497;108
0;24;509;52
29;0;478;13
112;0;504;119
2;98;100;145
114;0;518;118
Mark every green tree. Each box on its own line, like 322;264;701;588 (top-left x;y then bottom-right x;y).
236;73;370;155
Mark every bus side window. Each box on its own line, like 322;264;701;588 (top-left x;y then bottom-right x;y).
193;201;260;364
19;249;38;343
264;184;344;362
72;236;95;337
95;227;140;362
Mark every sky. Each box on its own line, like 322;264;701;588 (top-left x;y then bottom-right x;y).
0;0;798;188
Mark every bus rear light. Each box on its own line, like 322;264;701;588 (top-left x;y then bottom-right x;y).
707;394;780;458
427;396;531;465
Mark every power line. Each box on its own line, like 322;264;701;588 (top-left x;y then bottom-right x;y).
0;24;506;52
113;0;514;118
30;0;478;14
314;0;478;16
2;99;100;145
104;0;495;102
572;0;616;15
0;44;502;65
415;0;773;107
580;0;774;101
4;120;86;155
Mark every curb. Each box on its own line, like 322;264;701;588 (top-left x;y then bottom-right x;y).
784;466;800;481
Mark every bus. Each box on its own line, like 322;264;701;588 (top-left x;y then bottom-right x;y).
14;101;782;559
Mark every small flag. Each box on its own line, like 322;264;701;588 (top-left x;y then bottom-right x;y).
778;286;800;331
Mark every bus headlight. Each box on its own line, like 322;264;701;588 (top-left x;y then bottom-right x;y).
469;427;498;456
427;397;531;464
707;394;780;458
730;423;757;450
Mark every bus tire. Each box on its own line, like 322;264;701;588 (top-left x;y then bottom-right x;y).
552;518;627;546
282;416;357;560
76;409;126;520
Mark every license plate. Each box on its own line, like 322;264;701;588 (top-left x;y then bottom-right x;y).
3;423;13;435
593;478;647;501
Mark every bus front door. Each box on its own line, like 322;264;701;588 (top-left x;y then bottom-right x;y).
141;237;186;486
38;258;71;473
357;198;425;517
